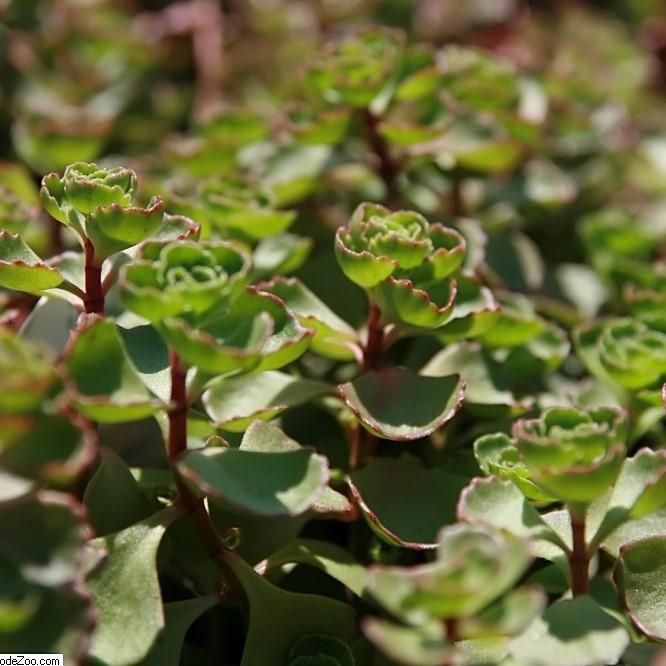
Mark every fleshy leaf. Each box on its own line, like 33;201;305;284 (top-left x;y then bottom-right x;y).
338;367;464;440
349;457;468;549
83;448;153;537
220;552;357;666
258;277;360;360
614;535;666;641
457;477;567;549
592;449;666;547
437;275;500;342
203;371;330;432
458;586;546;640
423;343;529;415
0;491;93;660
509;597;629;666
88;507;181;666
473;433;554;501
178;425;329;517
367;524;533;625
86;196;165;261
65;317;164;422
259;539;367;598
143;596;220;666
363;619;452;666
375;277;457;329
0;231;63;294
0;413;97;486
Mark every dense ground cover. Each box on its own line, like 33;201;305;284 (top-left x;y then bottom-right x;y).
2;1;666;664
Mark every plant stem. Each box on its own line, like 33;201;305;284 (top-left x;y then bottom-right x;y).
363;302;384;372
568;505;589;596
362;108;401;207
351;302;384;468
440;617;459;666
167;351;241;594
83;238;104;315
167;350;188;460
448;175;464;217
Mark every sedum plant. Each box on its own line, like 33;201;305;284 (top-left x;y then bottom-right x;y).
2;2;666;665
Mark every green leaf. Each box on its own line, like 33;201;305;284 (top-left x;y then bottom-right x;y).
0;413;96;486
0;491;91;587
178;424;329;517
0;491;92;658
512;406;627;504
615;535;666;641
437;275;500;342
457;477;567;549
334;233;397;289
601;507;666;558
375;276;456;329
289;108;351;146
197;179;296;240
288;633;356;666
220;552;357;665
423;343;529;415
349;457;468;548
473;433;554;501
252;234;312;280
120;239;251;324
509;597;629;666
86;196;165;261
367;524;533;625
83;448;153;537
459;587;545;640
338;367;464;440
576;319;666;390
262;145;332;206
480;292;545;348
592;448;666;547
0;328;60;413
259;538;368;598
88;507;181;666
65;317;163;423
143;595;220;666
363;619;452;666
203;371;330;432
258;277;360;360
0;231;63;294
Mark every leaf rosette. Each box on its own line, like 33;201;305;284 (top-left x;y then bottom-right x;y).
307;28;404;107
197;178;296;241
512;406;627;504
335;203;465;329
119;239;251;323
160;287;314;375
40;162;165;261
576;317;666;390
364;524;543;665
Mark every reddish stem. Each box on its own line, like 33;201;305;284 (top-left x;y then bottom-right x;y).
569;506;589;596
166;351;241;594
362;108;401;207
168;350;189;460
83;238;104;315
363;303;384;372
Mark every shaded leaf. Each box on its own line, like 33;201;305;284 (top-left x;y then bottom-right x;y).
259;538;368;598
203;371;330;432
509;596;629;666
0;231;63;294
349;457;468;549
338;367;464;441
615;535;666;641
88;507;181;666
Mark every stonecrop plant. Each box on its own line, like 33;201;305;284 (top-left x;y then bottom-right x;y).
3;1;666;665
